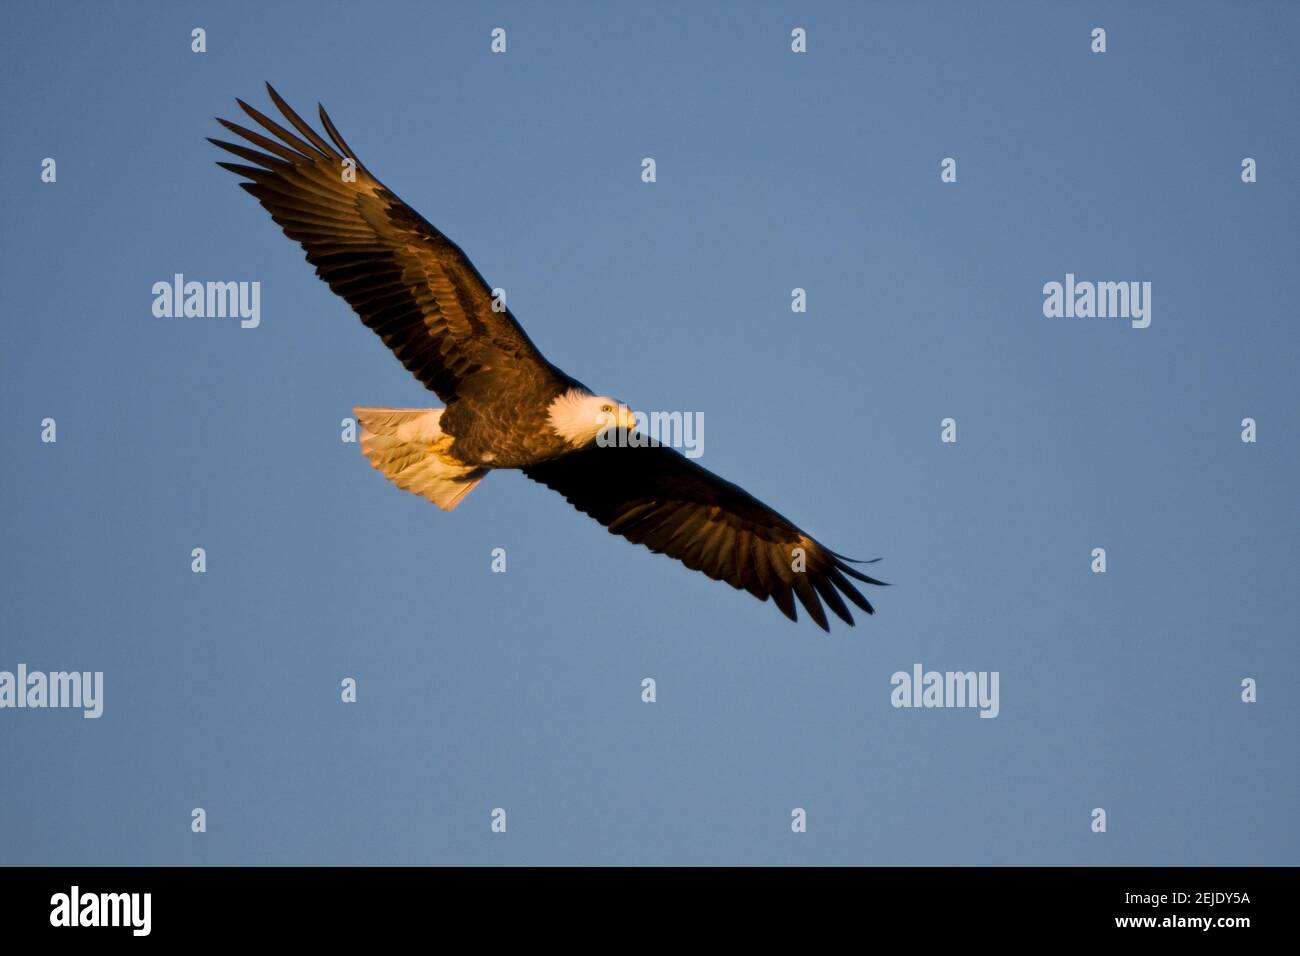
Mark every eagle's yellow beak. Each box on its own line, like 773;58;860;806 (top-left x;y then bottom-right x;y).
619;406;639;432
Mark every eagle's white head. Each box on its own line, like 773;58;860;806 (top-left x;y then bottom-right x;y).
547;388;638;446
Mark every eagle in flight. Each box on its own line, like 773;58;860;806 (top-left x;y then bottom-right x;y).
210;85;885;630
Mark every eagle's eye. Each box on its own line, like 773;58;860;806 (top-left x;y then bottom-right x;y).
600;404;613;413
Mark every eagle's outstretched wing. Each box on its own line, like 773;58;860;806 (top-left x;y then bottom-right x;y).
210;84;568;403
524;438;885;631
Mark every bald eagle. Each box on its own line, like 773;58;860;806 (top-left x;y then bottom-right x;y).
210;86;886;630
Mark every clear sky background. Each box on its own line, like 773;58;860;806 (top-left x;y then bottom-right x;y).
1;1;1296;866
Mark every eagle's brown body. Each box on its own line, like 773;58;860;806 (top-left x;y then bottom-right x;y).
440;375;578;468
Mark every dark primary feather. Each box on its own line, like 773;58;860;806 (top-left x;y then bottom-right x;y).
209;83;567;404
524;437;885;632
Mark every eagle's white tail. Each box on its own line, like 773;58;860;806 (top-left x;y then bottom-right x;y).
354;407;487;511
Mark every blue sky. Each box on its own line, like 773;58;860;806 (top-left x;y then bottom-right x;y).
1;0;1296;865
